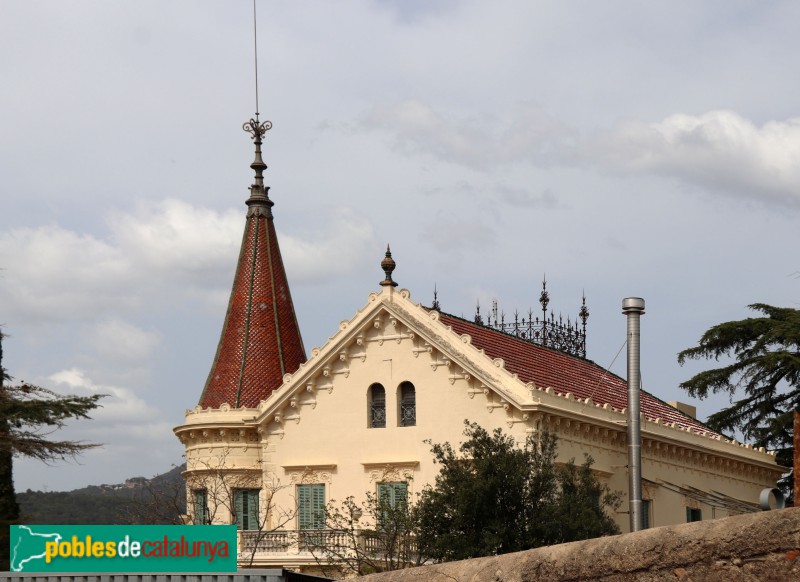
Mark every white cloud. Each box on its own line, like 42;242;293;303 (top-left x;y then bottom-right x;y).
12;368;183;490
585;110;800;204
109;199;242;276
0;199;375;325
0;226;129;321
48;368;156;423
364;102;800;206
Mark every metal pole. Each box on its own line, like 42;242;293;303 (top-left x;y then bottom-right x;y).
623;297;645;532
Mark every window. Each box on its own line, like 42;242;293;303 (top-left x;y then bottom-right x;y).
369;383;386;428
377;482;409;528
686;507;702;522
234;489;260;530
193;490;209;525
378;482;408;507
297;484;326;529
399;382;416;427
642;499;651;529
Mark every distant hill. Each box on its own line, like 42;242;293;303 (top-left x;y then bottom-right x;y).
16;464;186;525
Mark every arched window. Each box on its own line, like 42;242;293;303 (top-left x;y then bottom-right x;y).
369;383;386;428
399;382;416;427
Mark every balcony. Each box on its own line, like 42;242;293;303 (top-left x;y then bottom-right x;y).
237;529;418;570
238;529;349;568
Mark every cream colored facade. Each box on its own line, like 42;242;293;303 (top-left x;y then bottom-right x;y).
175;285;784;570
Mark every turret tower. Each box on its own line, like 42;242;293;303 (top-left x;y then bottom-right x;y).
198;116;306;409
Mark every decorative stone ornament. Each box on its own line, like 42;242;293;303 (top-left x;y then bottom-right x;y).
379;244;398;287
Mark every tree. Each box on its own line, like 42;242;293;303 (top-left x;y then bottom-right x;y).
308;489;427;578
182;449;297;567
677;304;800;470
122;464;188;525
0;331;103;570
415;421;620;562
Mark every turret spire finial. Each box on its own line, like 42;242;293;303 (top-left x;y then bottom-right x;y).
243;116;274;216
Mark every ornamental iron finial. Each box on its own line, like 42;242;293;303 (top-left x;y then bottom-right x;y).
474;301;483;325
380;244;398;287
579;292;589;354
579;292;589;329
243;114;274;216
432;284;441;311
539;276;550;316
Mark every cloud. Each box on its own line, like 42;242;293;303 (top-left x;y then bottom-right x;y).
0;200;238;323
109;199;242;277
0;226;128;321
14;368;181;490
281;207;376;284
362;100;571;169
584;110;800;205
363;102;800;206
48;368;157;424
86;319;161;363
0;199;375;325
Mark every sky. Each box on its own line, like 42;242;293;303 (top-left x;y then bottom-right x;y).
2;0;798;492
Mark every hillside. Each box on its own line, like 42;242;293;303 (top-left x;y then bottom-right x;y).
16;464;186;525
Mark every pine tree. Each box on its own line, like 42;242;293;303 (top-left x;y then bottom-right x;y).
0;331;103;570
677;304;800;469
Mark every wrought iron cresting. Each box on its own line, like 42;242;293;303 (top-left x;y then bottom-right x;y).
476;279;589;358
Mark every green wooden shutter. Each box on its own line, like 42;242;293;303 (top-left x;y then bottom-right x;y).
298;486;310;529
311;484;325;529
298;484;325;529
234;490;244;529
233;490;260;530
393;482;408;506
378;483;393;504
378;482;408;507
246;490;259;530
193;491;207;525
378;482;408;528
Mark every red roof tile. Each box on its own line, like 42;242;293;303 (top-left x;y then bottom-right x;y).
438;312;715;435
199;213;306;409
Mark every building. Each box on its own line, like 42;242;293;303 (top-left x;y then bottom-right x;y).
174;116;784;572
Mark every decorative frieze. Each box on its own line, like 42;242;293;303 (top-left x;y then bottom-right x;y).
362;462;419;484
283;464;337;484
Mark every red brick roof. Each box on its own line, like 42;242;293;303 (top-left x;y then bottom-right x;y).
199;212;306;409
438;312;714;434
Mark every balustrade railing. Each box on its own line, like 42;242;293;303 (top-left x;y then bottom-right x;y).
239;529;417;559
239;529;351;555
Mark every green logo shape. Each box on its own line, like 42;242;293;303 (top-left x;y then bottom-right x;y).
10;525;238;572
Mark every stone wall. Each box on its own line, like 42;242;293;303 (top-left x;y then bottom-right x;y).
354;507;800;582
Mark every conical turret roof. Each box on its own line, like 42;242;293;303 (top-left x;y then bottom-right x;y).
198;116;306;409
